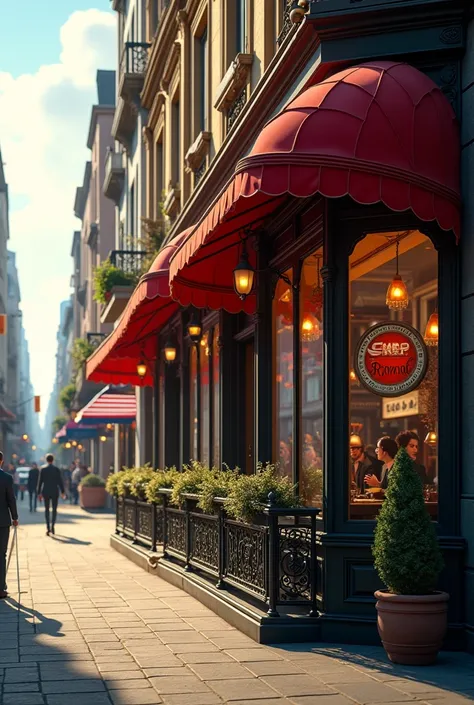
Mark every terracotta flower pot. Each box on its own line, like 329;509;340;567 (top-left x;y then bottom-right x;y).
80;486;106;509
375;590;449;665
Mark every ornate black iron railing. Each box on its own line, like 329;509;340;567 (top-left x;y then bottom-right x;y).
115;491;320;616
121;42;151;76
110;250;147;277
277;1;293;45
86;332;107;348
227;88;247;133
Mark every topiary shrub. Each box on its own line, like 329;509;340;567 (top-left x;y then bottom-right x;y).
373;447;443;595
80;473;106;488
145;468;179;504
225;462;297;523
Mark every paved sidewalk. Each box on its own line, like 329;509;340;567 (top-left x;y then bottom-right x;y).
1;500;473;705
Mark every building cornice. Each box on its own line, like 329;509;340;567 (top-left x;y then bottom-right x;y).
141;0;181;108
87;105;115;150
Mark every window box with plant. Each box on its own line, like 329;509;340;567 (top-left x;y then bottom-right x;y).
373;448;447;665
93;259;139;305
79;473;107;509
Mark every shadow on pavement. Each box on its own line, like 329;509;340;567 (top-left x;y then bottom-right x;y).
271;643;474;700
0;598;111;705
50;534;92;546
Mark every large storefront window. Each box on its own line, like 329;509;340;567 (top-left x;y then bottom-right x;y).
200;332;210;465
190;345;198;460
212;325;220;468
349;231;438;520
273;269;293;479
300;248;323;507
159;360;165;469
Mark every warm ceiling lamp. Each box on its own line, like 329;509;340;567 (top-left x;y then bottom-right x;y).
164;338;177;363
424;312;439;346
233;240;255;300
386;239;409;310
137;360;147;378
301;313;321;342
425;430;437;446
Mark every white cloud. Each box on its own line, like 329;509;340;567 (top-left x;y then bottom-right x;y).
0;9;116;428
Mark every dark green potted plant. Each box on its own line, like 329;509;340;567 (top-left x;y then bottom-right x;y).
93;260;138;305
373;447;447;665
79;473;106;509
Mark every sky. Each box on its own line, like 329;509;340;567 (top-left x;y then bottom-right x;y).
0;1;116;427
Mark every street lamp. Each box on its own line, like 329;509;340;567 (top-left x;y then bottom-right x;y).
233;242;255;300
187;312;202;344
22;434;28;441
137;360;147;378
52;438;59;445
100;435;107;443
32;445;37;451
65;442;72;449
163;337;177;363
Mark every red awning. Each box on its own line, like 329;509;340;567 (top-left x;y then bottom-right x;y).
75;385;136;425
86;227;194;386
169;61;460;314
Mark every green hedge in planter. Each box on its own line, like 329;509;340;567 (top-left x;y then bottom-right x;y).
225;463;297;523
145;468;179;503
80;473;106;488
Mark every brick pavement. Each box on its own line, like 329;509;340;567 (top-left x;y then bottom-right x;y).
1;500;473;705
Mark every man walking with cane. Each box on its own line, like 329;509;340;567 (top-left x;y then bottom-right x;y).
0;450;19;599
38;454;66;536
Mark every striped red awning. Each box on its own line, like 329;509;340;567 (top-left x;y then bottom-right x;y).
75;385;136;425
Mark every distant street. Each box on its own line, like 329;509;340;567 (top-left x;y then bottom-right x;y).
0;500;472;705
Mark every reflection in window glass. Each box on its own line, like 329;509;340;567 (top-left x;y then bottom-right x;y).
190;345;198;460
213;326;220;468
273;270;293;479
349;231;438;520
300;249;323;507
200;332;210;465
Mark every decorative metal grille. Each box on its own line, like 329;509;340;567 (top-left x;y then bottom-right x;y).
110;250;147;277
116;498;124;533
277;1;293;45
194;161;207;188
86;332;107;349
227;89;247;133
123;498;136;539
136;502;153;546
155;505;164;545
189;514;219;574
224;520;268;597
166;509;187;556
278;526;311;602
121;42;151;75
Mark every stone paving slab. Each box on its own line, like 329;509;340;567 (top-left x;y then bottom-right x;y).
1;503;473;705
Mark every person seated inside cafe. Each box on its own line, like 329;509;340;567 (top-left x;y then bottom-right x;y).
395;430;428;485
350;435;381;493
365;436;398;490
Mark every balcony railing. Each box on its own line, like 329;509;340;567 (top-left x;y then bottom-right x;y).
227;88;247;133
110;250;147;277
116;491;320;616
104;150;125;204
86;333;107;349
120;41;151;80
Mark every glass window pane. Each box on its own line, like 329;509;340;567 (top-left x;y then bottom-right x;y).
213;325;220;468
348;231;438;521
190;345;198;460
273;269;293;479
159;360;165;469
300;248;324;508
200;332;210;465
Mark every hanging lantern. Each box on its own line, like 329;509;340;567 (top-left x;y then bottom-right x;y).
233;241;255;300
424;312;439;346
164;338;177;363
187;313;202;343
386;240;409;310
137;360;147;378
301;313;321;342
425;430;437;446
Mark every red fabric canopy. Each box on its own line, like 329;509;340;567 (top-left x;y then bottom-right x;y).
86;228;194;387
169;61;460;314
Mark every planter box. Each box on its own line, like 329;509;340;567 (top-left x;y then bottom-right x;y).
80;486;106;509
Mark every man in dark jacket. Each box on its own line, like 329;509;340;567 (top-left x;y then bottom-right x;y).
0;450;19;598
350;435;381;494
27;463;40;513
37;454;65;536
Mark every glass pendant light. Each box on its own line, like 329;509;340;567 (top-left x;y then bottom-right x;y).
136;360;147;378
425;430;437;446
386;239;409;310
301;312;321;342
424;311;439;346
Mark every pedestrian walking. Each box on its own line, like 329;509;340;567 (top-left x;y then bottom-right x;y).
71;463;82;506
27;463;39;513
37;454;66;536
0;450;19;599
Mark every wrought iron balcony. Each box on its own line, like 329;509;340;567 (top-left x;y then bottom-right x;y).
277;1;293;45
77;282;87;308
110;250;147;277
104;150;125;204
119;42;151;100
87;332;107;349
227;88;247;133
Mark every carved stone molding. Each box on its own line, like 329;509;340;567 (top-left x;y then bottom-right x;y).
164;184;181;219
142;126;153;148
161;40;181;91
185;131;211;172
214;53;254;112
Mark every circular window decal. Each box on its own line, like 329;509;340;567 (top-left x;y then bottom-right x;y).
354;322;428;398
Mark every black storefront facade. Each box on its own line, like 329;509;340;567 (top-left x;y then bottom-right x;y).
89;0;474;652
